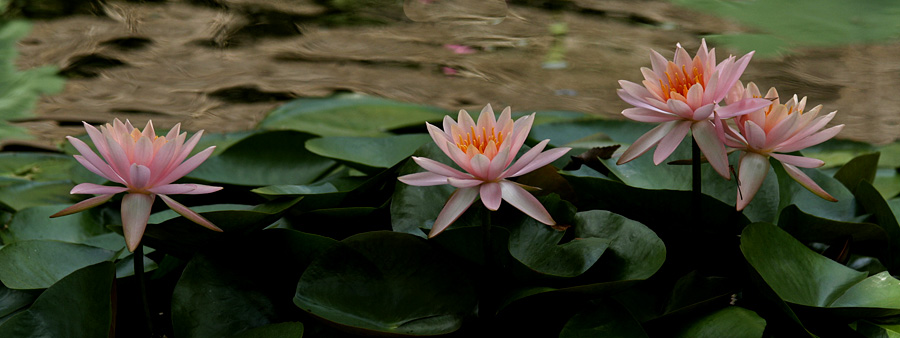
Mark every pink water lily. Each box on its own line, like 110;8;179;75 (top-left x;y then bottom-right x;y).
722;83;843;210
398;104;571;238
616;39;771;178
51;119;223;251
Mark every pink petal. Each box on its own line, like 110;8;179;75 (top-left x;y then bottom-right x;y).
469;154;491;180
429;187;479;238
499;180;554;225
71;183;129;195
159;194;223;233
171;131;205;167
693;121;731;179
617;121;677;165
649;49;669;79
509;146;571;178
147;139;178;186
427;122;453;159
105;135;133;183
775;125;844;153
736;152;770;211
653;120;692;165
129;164;151;190
457;109;477;134
743;121;767;150
165;123;181;140
133;135;153;166
503;139;549;177
686;83;704;110
148;184;222;195
666;99;696;120
716;98;771;118
68;136;122;183
50;194;115;218
487;146;511;179
496;106;513;131
83;122;111;160
156;146;215;186
447;177;484;188
446;141;474;173
122;193;154;252
622;107;679;123
782;163;837;202
412;156;469;179
691;103;715;122
476;104;497;135
140;120;155;140
617;88;670;114
507;113;535;159
480;182;502;211
399;172;451;186
763;111;800;149
771;153;823;169
715;52;754;101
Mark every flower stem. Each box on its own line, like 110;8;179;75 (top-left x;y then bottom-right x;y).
134;243;154;337
480;207;495;324
692;138;702;223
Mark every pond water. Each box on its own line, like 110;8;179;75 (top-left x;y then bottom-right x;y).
11;0;900;147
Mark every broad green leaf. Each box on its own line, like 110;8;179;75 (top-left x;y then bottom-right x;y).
0;240;114;289
391;142;465;237
305;134;432;172
673;307;766;338
772;158;856;221
0;284;38;323
741;223;866;307
173;229;332;338
229;322;304;338
0;153;79;183
830;271;900;308
559;299;649;338
834;153;880;195
0;262;114;338
0;181;76;211
777;205;889;246
188;131;336;186
257;94;448;137
856;321;900;338
854;182;900;271
573;210;665;282
0;205;108;244
508;217;610;278
530;118;654;148
294;231;476;336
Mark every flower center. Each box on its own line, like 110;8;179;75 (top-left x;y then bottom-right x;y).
455;126;504;157
659;62;705;101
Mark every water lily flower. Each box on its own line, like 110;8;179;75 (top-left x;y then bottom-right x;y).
722;83;843;210
616;39;771;178
52;119;223;251
398;104;571;238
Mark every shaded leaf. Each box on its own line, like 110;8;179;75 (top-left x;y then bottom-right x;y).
305;134;431;172
673;306;766;338
834;152;880;195
0;240;114;289
559;299;649;338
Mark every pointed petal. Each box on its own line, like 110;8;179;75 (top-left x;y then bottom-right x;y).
50;194;115;218
133;135;154;166
68;136;121;183
736;152;770;211
693;121;731;179
122;193;154;252
159;194;223;233
618;88;671;114
156;146;215;186
782;163;837;202
457;109;477;133
148;183;222;195
504;139;549;176
480;182;502;211
716;98;771;118
507;113;535;158
653;120;692;165
447;177;484;188
399;172;451;186
487;146;510;179
509;146;571;177
469;154;491;180
691;103;715;121
429;187;479;238
412;156;469;179
617;121;677;165
771;153;824;168
71;183;129;195
499;180;554;225
427;122;454;159
666;99;696;120
622;107;679;123
775;125;844;153
476;104;497;135
744;121;768;150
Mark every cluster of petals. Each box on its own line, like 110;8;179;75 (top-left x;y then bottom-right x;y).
616;39;771;178
722;83;843;210
52;119;223;252
398;104;571;238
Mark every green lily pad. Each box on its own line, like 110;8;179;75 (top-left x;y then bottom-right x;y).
777;205;889;246
742;223;900;317
0;284;38;324
0;240;115;289
508;216;610;278
0;205;109;244
0;180;77;212
188;130;337;186
773;158;856;222
673;306;767;338
172;229;333;338
0;153;78;183
229;322;304;338
834;152;880;195
257;94;448;137
305;134;432;172
0;262;114;338
294;231;476;336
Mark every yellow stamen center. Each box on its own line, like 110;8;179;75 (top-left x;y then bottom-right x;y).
659;63;705;101
455;126;504;156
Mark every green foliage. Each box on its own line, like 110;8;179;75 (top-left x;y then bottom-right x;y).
0;95;897;336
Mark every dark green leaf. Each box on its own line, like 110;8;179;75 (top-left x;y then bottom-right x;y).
559;299;649;338
0;181;76;211
508;217;610;278
0;262;114;338
834;152;880;194
0;205;109;244
777;205;889;247
294;231;476;336
390;142;461;237
673;306;766;338
188;131;336;186
854;181;900;271
305;134;432;172
772;158;856;221
573;210;665;282
229;322;304;338
0;240;114;289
